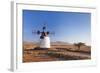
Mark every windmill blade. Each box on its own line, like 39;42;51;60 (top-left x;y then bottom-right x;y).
47;31;50;35
32;30;37;34
50;32;55;35
37;30;41;34
42;22;47;30
42;26;46;31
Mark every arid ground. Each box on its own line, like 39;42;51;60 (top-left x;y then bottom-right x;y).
23;42;91;62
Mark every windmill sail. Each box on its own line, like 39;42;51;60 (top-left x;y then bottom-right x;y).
32;23;53;49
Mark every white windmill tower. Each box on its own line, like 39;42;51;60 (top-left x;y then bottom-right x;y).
32;23;54;50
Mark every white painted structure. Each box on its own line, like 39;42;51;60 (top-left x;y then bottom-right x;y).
39;36;50;48
32;24;52;49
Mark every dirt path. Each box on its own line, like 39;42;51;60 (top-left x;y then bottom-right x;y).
23;49;91;62
52;50;91;59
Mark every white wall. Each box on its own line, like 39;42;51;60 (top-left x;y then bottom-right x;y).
0;0;100;73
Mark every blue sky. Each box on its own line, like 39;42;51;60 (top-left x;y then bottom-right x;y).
23;10;91;45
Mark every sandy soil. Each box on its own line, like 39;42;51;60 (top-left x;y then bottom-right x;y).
23;42;91;62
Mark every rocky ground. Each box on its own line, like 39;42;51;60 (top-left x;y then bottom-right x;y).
23;42;91;62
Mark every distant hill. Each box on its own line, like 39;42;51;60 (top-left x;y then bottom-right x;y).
51;41;72;46
23;41;72;45
23;41;91;53
23;41;39;45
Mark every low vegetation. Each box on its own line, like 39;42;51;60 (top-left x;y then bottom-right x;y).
23;42;91;62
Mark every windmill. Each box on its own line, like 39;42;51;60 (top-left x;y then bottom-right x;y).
32;23;54;50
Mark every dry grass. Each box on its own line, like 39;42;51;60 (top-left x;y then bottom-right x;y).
23;42;91;62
